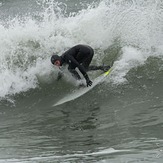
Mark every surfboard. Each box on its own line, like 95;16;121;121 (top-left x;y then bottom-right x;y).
53;68;112;107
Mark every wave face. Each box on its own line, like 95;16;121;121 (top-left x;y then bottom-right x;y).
0;0;163;99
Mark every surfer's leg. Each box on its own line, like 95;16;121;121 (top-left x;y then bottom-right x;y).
81;49;94;71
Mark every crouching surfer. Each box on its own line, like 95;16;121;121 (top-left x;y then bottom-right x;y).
51;44;110;87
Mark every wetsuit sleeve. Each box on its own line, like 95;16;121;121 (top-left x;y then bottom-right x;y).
57;71;63;81
68;68;81;80
66;54;89;80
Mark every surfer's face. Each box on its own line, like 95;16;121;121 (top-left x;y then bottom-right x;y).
54;60;61;67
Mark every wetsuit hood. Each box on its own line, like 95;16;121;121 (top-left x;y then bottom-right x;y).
51;54;62;65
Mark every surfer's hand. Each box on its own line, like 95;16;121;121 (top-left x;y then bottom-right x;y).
86;79;92;87
84;74;92;87
57;72;63;81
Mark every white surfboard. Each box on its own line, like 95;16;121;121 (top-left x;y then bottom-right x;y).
53;68;112;107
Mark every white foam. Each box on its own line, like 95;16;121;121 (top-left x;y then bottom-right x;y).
0;0;163;98
110;46;149;84
0;148;129;163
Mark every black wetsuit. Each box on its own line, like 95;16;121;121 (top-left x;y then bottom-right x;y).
60;44;94;80
59;44;110;85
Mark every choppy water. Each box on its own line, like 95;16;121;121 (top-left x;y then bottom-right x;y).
0;0;163;162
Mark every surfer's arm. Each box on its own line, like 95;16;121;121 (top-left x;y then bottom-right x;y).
67;55;92;86
57;71;63;81
56;67;65;81
68;67;81;80
66;55;87;78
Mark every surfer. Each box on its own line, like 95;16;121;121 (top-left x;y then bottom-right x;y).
51;44;110;87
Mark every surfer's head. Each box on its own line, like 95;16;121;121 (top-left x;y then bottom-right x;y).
51;54;62;67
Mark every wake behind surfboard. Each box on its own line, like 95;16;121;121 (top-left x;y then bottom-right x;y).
53;68;112;107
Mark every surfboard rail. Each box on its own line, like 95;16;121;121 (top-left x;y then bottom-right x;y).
53;67;113;107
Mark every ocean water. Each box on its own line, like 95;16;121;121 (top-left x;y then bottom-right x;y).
0;0;163;162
